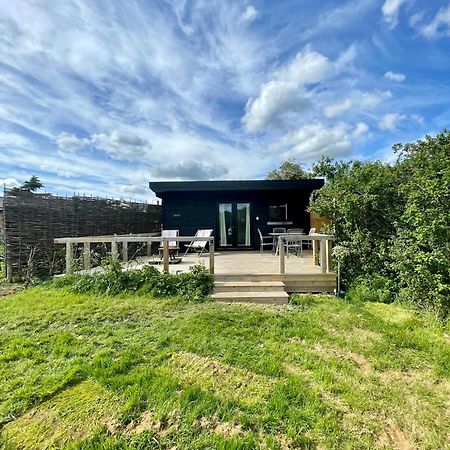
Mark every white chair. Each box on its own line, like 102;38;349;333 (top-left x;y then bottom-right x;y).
285;228;304;257
303;227;316;250
272;228;286;255
158;230;179;259
258;229;273;252
183;229;213;257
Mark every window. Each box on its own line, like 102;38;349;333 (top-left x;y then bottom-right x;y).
269;204;288;221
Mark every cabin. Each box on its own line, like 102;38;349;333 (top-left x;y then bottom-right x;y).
148;179;324;250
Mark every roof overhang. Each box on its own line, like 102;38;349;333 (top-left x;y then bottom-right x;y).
149;179;324;196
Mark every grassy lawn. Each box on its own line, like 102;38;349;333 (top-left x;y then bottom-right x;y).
0;288;449;449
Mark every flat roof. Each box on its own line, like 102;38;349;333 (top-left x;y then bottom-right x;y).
149;179;324;195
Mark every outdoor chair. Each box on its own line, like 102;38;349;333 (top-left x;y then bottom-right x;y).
183;229;213;257
257;228;273;252
158;229;179;260
303;227;316;250
285;228;304;257
272;227;286;255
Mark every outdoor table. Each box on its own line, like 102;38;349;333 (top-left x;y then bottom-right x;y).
268;232;305;255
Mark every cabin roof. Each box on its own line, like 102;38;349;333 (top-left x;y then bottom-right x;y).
149;179;324;196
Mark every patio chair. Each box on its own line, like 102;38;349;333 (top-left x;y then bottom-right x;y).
303;227;316;250
183;229;213;257
272;228;286;255
258;228;273;252
158;229;179;260
285;228;304;257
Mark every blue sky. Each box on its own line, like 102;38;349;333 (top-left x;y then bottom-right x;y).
1;0;450;201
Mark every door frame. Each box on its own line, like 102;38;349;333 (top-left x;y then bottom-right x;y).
216;202;253;249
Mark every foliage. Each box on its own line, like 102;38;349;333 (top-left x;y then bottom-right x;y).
0;288;449;448
309;130;450;317
266;159;312;180
346;275;395;304
391;132;450;317
19;175;44;192
53;259;214;302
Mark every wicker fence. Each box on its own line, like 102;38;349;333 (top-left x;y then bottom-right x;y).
3;190;161;280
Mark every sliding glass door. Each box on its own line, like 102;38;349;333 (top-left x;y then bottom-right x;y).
218;202;251;248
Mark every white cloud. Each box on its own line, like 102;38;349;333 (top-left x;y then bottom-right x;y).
409;11;423;28
91;131;151;160
353;122;369;138
275;122;354;160
242;48;331;132
241;5;258;22
382;0;409;29
152;159;228;180
55;132;90;152
0;177;20;188
324;90;392;118
420;5;450;39
379;113;407;131
384;71;406;82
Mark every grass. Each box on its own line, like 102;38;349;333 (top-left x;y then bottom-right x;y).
0;287;449;449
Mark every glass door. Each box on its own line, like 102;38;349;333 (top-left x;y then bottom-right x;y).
218;203;251;248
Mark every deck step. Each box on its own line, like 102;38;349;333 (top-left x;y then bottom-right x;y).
213;281;285;293
212;291;289;304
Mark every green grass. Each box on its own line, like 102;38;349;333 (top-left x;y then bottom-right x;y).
0;287;449;449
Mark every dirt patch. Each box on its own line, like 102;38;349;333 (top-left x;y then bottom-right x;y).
377;420;415;449
1;380;120;449
312;343;372;373
126;409;181;438
0;282;24;297
195;414;244;438
159;351;276;406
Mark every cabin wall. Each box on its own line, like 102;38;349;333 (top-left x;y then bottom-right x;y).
160;189;315;250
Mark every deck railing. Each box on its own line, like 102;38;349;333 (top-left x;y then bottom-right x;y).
54;234;215;275
278;234;335;274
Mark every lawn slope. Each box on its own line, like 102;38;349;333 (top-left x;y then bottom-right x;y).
0;287;449;449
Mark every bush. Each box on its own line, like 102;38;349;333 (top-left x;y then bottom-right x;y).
54;259;214;302
346;275;394;304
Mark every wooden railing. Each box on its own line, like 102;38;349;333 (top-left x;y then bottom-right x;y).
278;234;335;274
54;234;215;275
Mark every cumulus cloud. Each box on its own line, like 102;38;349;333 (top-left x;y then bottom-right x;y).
120;185;149;196
91;131;151;160
382;0;409;29
152;159;228;180
324;90;392;118
384;71;406;82
0;177;20;188
241;5;258;22
419;5;450;39
242;48;331;132
379;113;407;131
55;132;90;152
352;122;369;138
275;122;355;160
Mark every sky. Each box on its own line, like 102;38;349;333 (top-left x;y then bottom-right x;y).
1;0;450;202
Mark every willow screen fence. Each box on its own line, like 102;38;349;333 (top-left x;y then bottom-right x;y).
2;190;161;280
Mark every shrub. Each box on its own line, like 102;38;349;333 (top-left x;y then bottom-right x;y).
54;260;213;302
346;275;394;304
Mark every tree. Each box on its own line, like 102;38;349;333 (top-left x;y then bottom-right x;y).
266;159;312;180
20;176;44;192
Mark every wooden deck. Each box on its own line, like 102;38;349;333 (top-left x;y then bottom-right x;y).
124;250;336;294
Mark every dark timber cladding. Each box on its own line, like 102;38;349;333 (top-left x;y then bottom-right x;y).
149;179;324;250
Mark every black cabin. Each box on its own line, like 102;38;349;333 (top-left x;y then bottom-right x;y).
149;179;324;250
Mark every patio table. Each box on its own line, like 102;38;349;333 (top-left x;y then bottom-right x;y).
268;232;305;255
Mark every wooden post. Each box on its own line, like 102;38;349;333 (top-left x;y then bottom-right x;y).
320;239;327;274
312;239;319;265
66;242;74;275
146;241;152;257
279;236;285;274
209;239;215;274
163;239;169;274
326;239;333;273
6;260;13;283
83;242;91;272
122;241;128;263
111;241;119;260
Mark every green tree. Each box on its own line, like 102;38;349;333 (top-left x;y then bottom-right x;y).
20;176;44;192
392;131;450;316
266;159;312;180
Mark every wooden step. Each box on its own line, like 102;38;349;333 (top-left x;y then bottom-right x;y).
211;291;289;304
213;281;285;293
